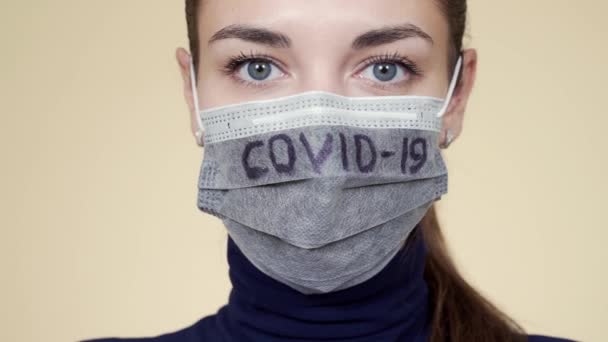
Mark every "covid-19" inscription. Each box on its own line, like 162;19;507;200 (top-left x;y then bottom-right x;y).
241;132;428;180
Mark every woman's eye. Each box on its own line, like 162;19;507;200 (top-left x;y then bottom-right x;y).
360;62;409;83
237;60;283;82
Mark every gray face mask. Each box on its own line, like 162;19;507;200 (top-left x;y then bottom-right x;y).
190;56;462;295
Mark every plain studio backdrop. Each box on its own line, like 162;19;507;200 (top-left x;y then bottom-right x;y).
1;1;606;341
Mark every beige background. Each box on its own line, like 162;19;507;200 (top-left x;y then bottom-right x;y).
1;1;606;341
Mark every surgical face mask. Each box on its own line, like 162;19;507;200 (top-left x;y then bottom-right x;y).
190;55;462;294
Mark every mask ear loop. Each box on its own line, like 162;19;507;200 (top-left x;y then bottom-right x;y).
436;53;463;118
189;58;205;146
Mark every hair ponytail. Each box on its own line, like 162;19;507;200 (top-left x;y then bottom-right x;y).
412;204;528;342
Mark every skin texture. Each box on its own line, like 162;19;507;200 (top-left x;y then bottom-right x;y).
175;0;477;148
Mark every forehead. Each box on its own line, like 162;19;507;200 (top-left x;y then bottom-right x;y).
198;0;449;50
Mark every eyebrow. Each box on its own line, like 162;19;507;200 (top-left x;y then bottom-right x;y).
208;23;433;49
208;24;291;48
351;24;434;49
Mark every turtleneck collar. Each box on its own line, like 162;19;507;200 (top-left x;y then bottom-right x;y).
211;224;431;341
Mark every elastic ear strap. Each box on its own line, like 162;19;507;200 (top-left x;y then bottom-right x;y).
189;59;205;145
436;54;463;118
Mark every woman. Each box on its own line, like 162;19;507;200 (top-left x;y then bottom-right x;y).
82;0;577;341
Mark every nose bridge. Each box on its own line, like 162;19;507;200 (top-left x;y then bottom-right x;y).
296;56;348;96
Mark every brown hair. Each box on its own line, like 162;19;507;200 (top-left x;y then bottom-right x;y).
184;1;528;341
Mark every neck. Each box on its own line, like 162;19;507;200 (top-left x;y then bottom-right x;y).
215;225;431;341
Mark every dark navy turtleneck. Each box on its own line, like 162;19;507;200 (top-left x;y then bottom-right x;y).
213;224;432;341
81;225;577;342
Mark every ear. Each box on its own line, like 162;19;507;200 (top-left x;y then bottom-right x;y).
175;47;203;146
440;48;478;148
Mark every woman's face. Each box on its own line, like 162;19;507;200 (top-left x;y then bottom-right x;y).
177;0;477;145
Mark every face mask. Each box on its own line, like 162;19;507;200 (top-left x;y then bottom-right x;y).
190;55;463;294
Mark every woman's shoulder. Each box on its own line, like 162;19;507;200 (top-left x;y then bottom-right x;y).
81;331;579;342
80;317;578;342
527;333;579;342
81;333;580;342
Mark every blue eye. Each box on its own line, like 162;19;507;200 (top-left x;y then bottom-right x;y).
236;59;284;83
361;62;408;83
222;51;286;87
246;61;273;80
224;56;283;85
373;63;398;81
356;53;422;87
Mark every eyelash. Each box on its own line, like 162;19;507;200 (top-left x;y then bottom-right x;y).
360;51;422;77
220;50;280;89
220;49;423;89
